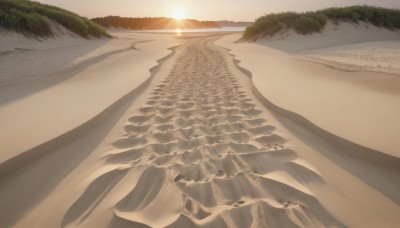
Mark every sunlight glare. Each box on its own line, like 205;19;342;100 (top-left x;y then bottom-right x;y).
176;28;182;36
173;8;186;20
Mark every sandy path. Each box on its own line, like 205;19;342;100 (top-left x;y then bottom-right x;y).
3;36;400;228
59;37;343;227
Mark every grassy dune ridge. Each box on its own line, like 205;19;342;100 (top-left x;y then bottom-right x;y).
0;0;110;38
243;5;400;39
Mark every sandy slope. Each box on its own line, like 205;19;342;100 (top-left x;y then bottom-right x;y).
1;33;400;228
215;23;400;157
0;32;180;166
300;40;400;75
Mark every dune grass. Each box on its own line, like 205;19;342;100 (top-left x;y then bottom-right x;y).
0;0;110;38
243;5;400;40
0;8;51;36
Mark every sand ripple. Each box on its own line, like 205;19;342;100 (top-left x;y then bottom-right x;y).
62;38;343;227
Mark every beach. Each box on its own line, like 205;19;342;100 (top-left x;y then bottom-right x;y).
1;24;400;227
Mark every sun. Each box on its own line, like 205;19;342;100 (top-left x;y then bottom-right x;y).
172;8;186;20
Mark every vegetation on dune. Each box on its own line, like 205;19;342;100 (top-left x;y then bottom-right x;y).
243;5;400;40
0;0;110;38
293;16;324;34
0;8;51;36
319;6;400;28
92;16;220;30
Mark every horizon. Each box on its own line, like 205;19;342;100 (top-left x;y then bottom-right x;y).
35;0;400;21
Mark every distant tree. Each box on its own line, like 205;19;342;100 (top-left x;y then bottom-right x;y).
91;16;220;29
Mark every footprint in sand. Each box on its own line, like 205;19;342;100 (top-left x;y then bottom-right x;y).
64;37;344;228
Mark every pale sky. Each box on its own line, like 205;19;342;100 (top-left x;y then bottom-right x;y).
36;0;400;21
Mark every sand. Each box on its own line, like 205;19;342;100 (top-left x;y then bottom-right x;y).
0;31;181;166
1;23;400;227
216;21;400;157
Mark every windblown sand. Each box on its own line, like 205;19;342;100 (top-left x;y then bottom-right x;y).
1;26;400;227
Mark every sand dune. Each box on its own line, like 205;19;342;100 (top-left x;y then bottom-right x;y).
215;23;400;156
0;32;180;166
1;28;400;227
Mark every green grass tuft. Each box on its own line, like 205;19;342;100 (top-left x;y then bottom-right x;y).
0;8;51;36
0;0;110;38
293;16;323;34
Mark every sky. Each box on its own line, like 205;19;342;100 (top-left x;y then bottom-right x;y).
36;0;400;21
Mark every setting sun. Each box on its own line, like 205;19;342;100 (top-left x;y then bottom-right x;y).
172;8;186;20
